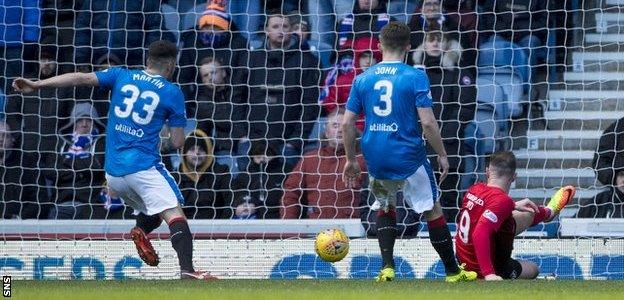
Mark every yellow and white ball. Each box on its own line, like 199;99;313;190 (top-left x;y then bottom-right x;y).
314;228;350;262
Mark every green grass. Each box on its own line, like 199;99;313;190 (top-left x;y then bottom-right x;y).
11;280;624;300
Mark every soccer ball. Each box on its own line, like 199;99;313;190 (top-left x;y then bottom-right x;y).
314;228;350;262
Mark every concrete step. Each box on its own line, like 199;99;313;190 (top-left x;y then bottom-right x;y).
509;188;600;204
572;51;624;72
547;90;624;111
581;42;624;53
564;71;624;81
557;80;624;90
595;12;624;33
515;150;595;169
585;33;624;43
543;111;621;131
514;168;596;189
523;131;602;151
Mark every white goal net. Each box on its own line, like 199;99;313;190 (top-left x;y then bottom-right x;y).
0;0;623;280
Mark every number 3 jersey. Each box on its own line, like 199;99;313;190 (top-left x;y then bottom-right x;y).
455;182;517;277
345;61;433;180
95;67;187;176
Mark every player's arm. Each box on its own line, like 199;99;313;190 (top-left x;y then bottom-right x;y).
417;107;449;182
341;109;361;188
13;72;99;93
160;125;185;152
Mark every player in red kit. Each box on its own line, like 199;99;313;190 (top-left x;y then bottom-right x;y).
455;151;575;280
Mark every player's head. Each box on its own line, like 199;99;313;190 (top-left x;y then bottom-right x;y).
146;40;178;79
486;151;517;186
379;22;411;58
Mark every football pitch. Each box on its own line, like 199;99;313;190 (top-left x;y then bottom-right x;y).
10;280;624;300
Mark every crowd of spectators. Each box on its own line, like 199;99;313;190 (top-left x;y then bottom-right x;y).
1;0;617;225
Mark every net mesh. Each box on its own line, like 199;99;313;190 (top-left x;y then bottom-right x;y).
0;0;623;280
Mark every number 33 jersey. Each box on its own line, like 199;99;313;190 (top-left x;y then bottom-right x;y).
95;67;187;176
345;62;433;180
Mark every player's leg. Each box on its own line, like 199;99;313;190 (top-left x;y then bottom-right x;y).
106;174;161;266
497;258;539;280
513;186;576;235
369;177;401;282
129;165;215;280
404;165;476;282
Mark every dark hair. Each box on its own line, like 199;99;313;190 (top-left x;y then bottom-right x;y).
264;9;289;28
199;55;223;67
488;151;517;178
380;22;411;52
147;40;177;67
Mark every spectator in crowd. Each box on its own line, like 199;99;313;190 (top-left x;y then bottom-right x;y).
479;0;547;71
44;102;105;219
233;140;285;219
0;0;40;91
336;0;389;70
178;0;249;99
175;129;233;219
0;121;42;219
239;10;321;173
74;0;175;68
194;56;247;174
577;170;624;218
74;53;123;126
6;49;72;162
412;31;476;221
308;0;415;47
408;0;476;73
594;116;624;187
93;182;132;219
288;10;333;69
321;50;366;132
40;0;85;73
281;109;367;219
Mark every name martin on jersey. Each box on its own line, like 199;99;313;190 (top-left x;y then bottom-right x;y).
132;73;165;89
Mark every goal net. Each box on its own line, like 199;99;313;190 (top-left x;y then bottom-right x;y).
0;0;623;280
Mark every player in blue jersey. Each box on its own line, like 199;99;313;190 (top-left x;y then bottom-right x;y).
13;40;215;280
341;22;477;282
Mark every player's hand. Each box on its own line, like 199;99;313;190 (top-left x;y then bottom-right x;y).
12;77;39;93
515;198;539;213
437;155;449;184
342;159;361;189
484;274;503;281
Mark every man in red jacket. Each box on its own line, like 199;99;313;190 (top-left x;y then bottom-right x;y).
455;151;575;280
280;108;367;219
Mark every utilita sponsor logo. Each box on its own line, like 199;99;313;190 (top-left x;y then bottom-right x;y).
369;123;398;132
114;124;144;138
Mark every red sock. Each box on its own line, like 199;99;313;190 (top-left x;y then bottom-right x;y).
427;215;447;229
531;206;552;226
